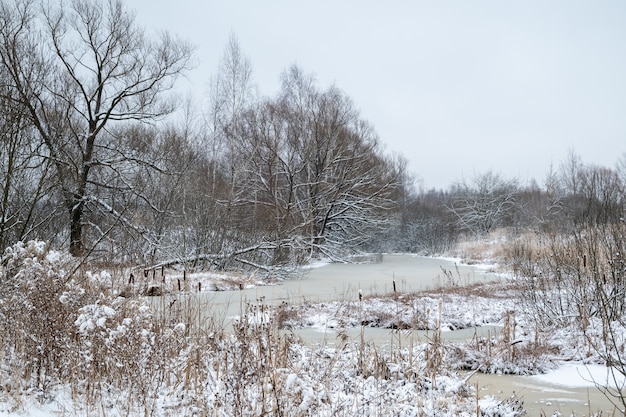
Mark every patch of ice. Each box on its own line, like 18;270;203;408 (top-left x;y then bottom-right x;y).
531;363;626;389
301;259;331;269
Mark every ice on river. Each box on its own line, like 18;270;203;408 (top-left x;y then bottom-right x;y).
532;362;626;389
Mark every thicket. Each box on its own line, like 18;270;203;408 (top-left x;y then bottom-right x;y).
1;0;622;282
0;0;404;275
484;156;626;410
399;151;626;409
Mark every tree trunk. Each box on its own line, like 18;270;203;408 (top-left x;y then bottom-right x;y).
69;198;84;257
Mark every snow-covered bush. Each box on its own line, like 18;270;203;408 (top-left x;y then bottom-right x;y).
72;294;189;411
507;221;626;409
0;241;85;388
0;242;169;390
0;241;191;412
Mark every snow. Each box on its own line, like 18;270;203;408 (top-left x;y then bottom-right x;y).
531;363;626;389
75;303;117;334
1;240;622;416
301;259;332;269
1;402;58;417
280;284;512;332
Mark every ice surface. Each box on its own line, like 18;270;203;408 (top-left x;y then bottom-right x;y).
531;363;626;389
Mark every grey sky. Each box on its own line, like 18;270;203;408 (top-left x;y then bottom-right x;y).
127;1;626;190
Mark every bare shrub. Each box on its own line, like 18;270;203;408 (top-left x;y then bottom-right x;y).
0;241;85;389
511;221;626;409
0;241;191;412
451;310;559;376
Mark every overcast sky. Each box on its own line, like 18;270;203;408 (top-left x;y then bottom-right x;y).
126;1;626;190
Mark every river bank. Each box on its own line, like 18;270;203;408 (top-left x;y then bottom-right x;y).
1;241;622;416
156;252;622;416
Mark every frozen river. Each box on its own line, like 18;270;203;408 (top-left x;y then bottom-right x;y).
290;255;620;415
190;254;497;318
157;254;620;415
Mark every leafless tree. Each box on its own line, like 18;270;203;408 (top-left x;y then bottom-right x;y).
230;66;402;262
0;0;193;256
577;165;624;225
151;64;403;273
545;152;625;230
197;34;257;256
617;152;626;186
446;171;519;236
399;189;459;254
0;75;60;250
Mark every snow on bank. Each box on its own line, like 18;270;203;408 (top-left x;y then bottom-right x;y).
301;258;332;269
1;241;619;416
0;338;527;417
531;363;626;389
279;282;515;332
0;242;528;417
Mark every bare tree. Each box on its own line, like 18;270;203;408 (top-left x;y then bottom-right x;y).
447;171;519;236
399;189;459;254
151;64;402;272
230;66;402;262
0;74;60;250
617;152;626;187
545;152;625;230
0;0;193;256
198;34;257;255
577;165;624;225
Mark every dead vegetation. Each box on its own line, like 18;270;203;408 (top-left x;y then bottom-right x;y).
0;240;526;416
6;219;624;415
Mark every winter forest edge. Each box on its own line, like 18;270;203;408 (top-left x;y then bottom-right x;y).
1;1;626;415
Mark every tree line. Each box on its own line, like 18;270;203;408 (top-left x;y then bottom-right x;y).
0;0;405;273
1;0;624;276
399;151;626;253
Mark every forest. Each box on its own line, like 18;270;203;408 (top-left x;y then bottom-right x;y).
0;0;624;275
0;0;405;271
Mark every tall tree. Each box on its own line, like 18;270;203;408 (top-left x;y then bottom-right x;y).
201;34;256;254
447;171;519;236
231;66;402;262
0;0;193;256
0;71;58;250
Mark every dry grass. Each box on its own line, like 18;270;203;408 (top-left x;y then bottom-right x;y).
450;228;512;266
0;240;529;416
421;281;519;299
8;222;624;414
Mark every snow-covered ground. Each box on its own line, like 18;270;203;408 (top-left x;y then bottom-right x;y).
278;282;515;332
1;241;624;416
532;363;626;389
